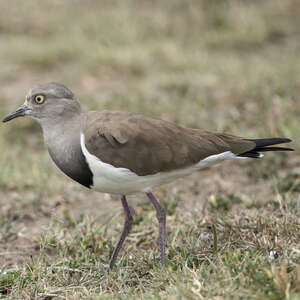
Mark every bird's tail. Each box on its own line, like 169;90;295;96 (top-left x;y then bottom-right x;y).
238;138;294;158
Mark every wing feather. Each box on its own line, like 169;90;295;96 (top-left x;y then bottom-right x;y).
83;111;255;176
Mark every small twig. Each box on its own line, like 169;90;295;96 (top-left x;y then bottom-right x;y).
0;251;23;256
212;225;218;253
52;266;83;273
38;293;59;298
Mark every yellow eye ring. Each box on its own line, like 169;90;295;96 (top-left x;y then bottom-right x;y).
34;95;45;104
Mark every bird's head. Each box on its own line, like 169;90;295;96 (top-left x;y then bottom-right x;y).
3;82;82;126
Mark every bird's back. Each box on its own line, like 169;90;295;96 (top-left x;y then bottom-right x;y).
83;110;255;176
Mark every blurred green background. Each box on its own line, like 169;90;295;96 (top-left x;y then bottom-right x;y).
0;1;299;299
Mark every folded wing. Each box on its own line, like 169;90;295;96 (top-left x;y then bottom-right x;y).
83;111;274;176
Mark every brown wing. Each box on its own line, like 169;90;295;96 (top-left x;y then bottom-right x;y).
83;110;255;176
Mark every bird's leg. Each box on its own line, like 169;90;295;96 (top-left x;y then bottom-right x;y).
146;192;166;266
108;195;133;270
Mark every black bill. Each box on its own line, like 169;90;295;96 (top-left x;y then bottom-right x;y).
2;105;30;123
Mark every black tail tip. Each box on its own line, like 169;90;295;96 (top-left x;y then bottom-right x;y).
239;137;294;158
245;137;293;148
278;138;292;143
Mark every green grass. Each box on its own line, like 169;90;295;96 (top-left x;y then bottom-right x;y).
1;195;300;299
0;0;299;299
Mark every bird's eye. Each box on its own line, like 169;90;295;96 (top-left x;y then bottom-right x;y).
34;95;45;104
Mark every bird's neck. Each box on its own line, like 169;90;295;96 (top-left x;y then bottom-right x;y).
41;112;93;188
42;113;83;148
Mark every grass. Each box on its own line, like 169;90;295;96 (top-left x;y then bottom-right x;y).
1;195;300;299
0;0;299;299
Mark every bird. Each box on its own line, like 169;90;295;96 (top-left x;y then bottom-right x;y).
2;82;294;270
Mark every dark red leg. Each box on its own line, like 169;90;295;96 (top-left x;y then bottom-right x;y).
108;195;133;270
146;192;166;266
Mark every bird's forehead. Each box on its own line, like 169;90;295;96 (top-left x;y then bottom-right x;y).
26;88;46;99
26;83;75;100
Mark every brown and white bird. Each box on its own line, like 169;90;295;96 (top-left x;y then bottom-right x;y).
2;82;294;269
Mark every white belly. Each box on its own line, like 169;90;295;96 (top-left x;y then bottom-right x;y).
80;133;246;195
